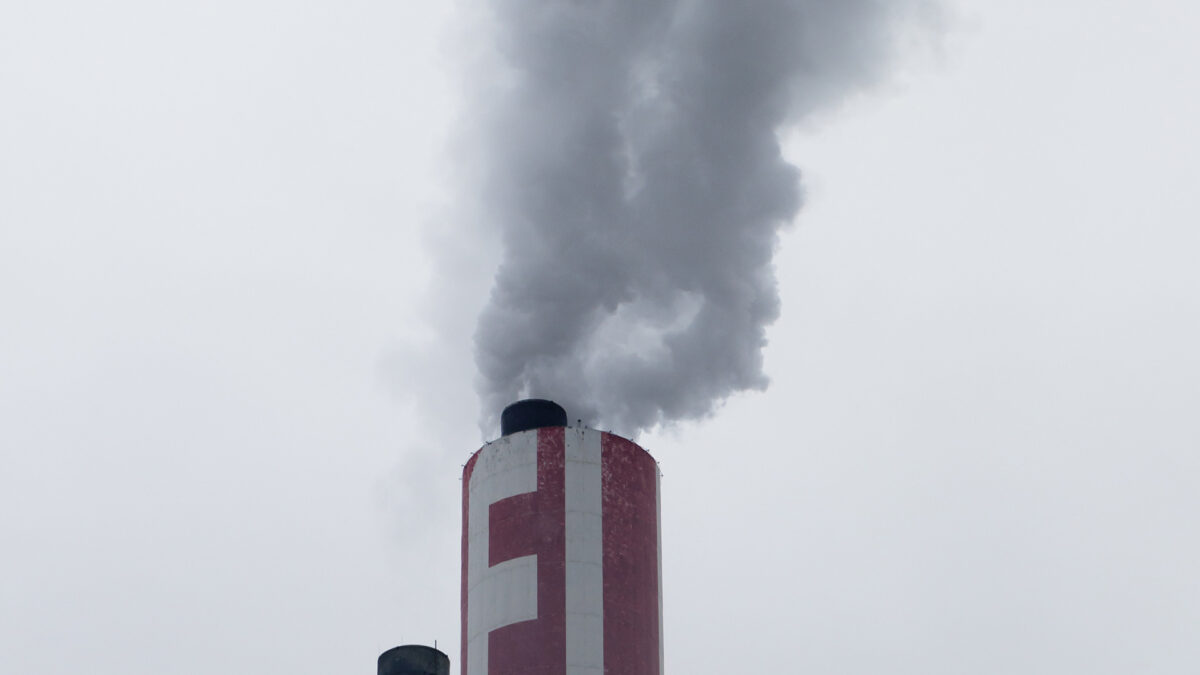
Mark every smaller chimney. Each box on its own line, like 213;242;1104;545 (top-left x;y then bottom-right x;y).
378;645;449;675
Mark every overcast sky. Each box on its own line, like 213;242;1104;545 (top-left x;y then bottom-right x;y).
3;1;1199;674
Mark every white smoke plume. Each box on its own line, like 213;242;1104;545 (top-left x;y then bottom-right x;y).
471;0;936;436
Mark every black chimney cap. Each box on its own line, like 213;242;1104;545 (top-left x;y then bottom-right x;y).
501;399;568;436
378;645;449;675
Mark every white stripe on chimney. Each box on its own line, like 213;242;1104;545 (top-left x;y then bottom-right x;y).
565;428;604;675
466;432;539;675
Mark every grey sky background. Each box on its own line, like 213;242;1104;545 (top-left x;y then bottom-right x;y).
2;1;1198;674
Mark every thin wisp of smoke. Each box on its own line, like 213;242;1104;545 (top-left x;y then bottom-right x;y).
472;0;934;436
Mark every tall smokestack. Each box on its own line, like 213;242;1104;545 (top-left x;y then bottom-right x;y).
462;400;662;675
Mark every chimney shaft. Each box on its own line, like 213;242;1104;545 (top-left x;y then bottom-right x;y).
462;405;662;675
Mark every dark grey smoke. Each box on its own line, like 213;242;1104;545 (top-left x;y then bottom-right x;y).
473;0;934;435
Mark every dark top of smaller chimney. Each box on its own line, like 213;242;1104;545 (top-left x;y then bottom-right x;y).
501;399;568;436
378;645;449;675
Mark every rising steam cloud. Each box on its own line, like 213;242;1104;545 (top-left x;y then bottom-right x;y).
472;1;934;435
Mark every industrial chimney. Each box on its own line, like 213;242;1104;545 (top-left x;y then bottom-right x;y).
461;400;662;675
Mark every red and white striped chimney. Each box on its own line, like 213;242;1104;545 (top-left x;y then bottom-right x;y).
461;401;662;675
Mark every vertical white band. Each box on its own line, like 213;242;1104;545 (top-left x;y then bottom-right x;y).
466;433;539;675
565;428;604;675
